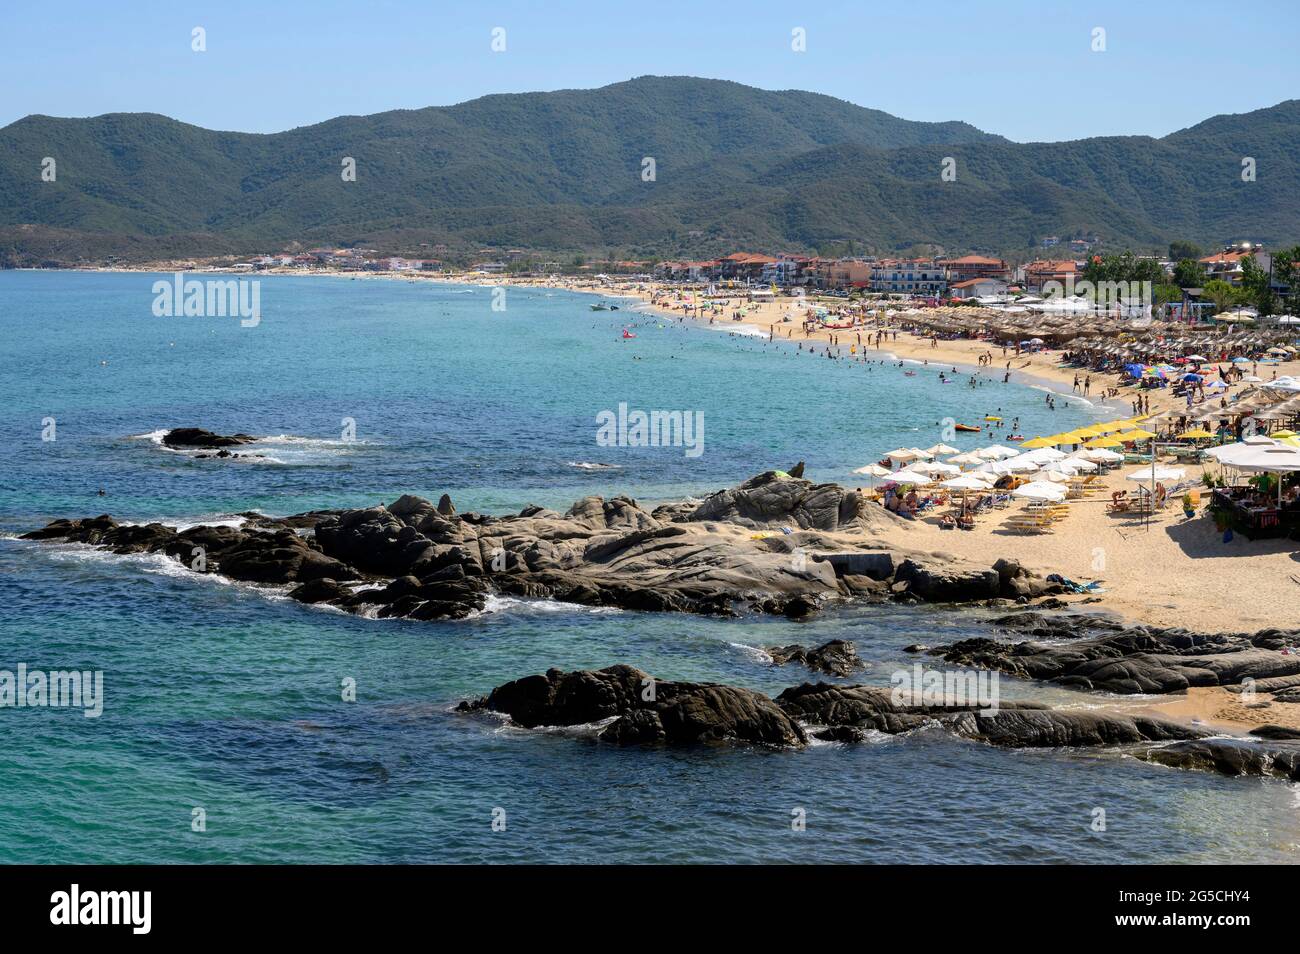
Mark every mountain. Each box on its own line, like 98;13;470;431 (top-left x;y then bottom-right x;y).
0;76;1296;263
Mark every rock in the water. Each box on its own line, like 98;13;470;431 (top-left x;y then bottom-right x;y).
21;471;1115;624
1136;737;1300;780
765;640;864;676
161;427;256;449
774;681;1204;748
932;620;1300;695
457;665;807;747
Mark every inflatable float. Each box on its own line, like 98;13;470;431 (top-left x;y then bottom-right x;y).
954;423;981;433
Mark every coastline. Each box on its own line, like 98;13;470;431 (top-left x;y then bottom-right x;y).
36;265;1300;640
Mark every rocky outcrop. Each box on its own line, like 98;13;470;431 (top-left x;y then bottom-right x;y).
1135;737;1300;781
684;471;894;532
20;472;1094;622
456;664;807;747
931;614;1300;695
457;666;1236;771
772;681;1200;747
161;427;256;449
765;640;864;676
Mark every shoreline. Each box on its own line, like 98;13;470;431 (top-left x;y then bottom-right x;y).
23;265;1300;641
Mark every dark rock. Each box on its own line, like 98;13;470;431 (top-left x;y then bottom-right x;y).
161;428;256;449
774;682;1203;748
933;622;1300;695
288;577;351;604
894;559;1000;602
1136;737;1300;780
1250;724;1300;740
458;665;806;747
765;640;864;676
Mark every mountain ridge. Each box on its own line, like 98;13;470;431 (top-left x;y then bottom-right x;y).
1;76;1296;263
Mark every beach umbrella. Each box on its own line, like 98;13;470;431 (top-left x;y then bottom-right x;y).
941;474;994;490
852;464;892;477
1125;467;1185;482
976;445;1020;460
924;443;960;456
1118;428;1157;441
885;448;921;462
1037;469;1073;483
946;452;983;466
1060;456;1098;472
1012;481;1067;502
1177;428;1214;439
1018;447;1066;464
1185;354;1209;363
911;461;961;477
1019;436;1056;449
1272;429;1298;439
1084;447;1124;462
1083;436;1123;448
889;469;933;485
1001;457;1040;473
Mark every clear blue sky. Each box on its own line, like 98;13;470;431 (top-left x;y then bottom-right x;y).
2;0;1296;142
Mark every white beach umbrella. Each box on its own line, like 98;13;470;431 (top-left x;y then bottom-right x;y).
913;461;961;477
1125;467;1185;482
924;443;960;456
1060;456;1098;472
1013;481;1067;502
852;464;892;477
888;469;933;484
885;448;921;461
977;445;1021;460
942;474;995;490
1083;448;1124;462
1003;457;1040;472
1018;447;1066;465
1226;446;1300;473
947;452;984;466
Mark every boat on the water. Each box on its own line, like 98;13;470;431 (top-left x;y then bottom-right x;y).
590;303;610;311
954;423;981;432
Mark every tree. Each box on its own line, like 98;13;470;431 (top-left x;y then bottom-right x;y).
1202;279;1239;314
1169;240;1202;262
1173;258;1203;289
1270;245;1300;314
1153;284;1184;307
1238;255;1276;316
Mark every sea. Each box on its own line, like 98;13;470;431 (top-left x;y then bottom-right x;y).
0;269;1295;863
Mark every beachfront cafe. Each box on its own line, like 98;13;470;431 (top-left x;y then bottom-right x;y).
1205;440;1300;540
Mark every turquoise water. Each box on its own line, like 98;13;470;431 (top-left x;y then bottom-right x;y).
1;270;1296;864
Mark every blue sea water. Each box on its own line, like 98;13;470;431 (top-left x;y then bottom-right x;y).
0;270;1296;864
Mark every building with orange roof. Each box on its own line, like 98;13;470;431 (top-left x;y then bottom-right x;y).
938;254;1010;284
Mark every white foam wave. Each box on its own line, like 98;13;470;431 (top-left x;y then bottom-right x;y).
480;594;623;616
729;642;773;664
